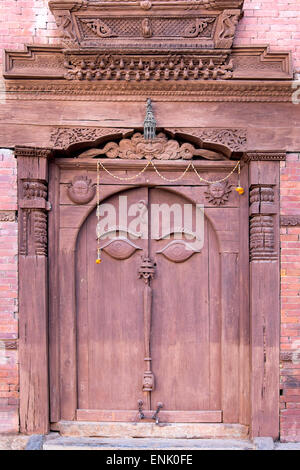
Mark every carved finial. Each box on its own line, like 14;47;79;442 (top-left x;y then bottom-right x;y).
144;98;156;140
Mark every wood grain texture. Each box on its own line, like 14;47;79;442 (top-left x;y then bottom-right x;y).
48;161;61;422
76;410;222;423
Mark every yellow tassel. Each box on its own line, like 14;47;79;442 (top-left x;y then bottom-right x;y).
96;258;101;264
235;186;245;195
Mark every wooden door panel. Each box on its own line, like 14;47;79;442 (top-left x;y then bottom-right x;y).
149;188;221;412
76;187;148;412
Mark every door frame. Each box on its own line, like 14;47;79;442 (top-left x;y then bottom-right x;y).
15;136;284;439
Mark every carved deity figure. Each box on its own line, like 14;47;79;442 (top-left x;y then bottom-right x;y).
142;18;153;38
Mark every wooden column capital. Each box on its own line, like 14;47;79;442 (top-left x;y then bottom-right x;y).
15;146;53;160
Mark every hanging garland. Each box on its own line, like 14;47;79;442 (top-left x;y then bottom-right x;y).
96;159;244;264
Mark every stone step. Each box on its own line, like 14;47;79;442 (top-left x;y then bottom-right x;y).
43;435;254;451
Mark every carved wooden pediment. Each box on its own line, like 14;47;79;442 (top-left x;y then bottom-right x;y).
3;0;293;97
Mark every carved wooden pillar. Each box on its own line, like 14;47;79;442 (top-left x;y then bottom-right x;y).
16;146;52;434
248;152;284;439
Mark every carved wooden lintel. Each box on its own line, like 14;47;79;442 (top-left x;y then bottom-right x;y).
49;0;243;52
280;215;300;227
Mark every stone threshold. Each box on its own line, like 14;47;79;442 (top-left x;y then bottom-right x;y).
43;435;254;451
52;421;249;440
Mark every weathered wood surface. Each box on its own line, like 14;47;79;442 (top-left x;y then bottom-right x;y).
18;153;50;434
249;160;280;439
76;410;222;423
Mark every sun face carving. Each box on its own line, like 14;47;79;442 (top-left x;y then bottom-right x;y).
204;181;232;206
67;175;96;205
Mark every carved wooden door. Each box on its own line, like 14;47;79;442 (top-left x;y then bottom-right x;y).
76;186;222;423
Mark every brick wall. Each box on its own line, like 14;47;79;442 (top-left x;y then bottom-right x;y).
280;154;300;442
0;0;300;439
0;150;18;434
235;0;300;73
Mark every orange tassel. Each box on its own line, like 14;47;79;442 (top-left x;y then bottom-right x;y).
235;186;245;195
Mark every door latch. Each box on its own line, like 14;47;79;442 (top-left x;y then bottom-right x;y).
137;399;145;420
152;402;163;425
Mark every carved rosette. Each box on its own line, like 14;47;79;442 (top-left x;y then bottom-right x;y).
19;180;51;257
249;186;277;261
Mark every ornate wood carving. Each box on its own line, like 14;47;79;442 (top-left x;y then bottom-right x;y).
204;181;232;205
78;132;226;160
67;175;96;204
63;53;234;82
249;186;277;261
168;127;247;152
0;211;16;222
15;147;53;159
50;127;132;150
280;215;300;227
214;9;241;48
3;1;292;91
16;146;50;434
5;75;293;103
138;257;156;395
19;180;51;256
49;0;243;51
245;151;286;162
1;340;18;350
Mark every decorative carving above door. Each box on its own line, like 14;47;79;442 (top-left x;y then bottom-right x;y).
3;0;292;94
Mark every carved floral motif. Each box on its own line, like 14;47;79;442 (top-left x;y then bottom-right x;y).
183;17;215;37
204;181;232;205
172;128;247;152
81;18;116;38
50;127;131;149
67;175;96;205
